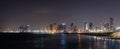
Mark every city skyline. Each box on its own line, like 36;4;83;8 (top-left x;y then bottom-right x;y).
1;0;120;31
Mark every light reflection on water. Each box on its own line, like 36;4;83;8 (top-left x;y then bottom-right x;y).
84;35;120;49
61;33;66;49
0;34;120;49
78;34;81;49
33;34;120;49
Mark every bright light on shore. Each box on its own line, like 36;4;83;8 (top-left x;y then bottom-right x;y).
111;31;120;38
116;27;120;30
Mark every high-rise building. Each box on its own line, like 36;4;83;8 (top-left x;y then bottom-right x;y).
89;22;93;30
18;25;30;32
57;23;66;32
104;23;109;30
49;24;53;31
84;22;89;32
73;26;77;33
69;23;74;32
45;25;51;33
109;17;114;30
101;24;106;31
52;23;57;33
61;23;66;31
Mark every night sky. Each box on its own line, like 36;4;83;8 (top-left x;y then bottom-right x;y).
1;0;120;31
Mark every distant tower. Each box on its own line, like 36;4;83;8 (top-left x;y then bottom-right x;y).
49;24;53;32
61;23;66;31
24;25;29;32
84;22;86;31
19;25;30;32
52;23;57;32
109;17;114;30
70;23;74;32
84;22;89;32
19;26;24;32
89;22;93;30
101;24;105;31
73;26;77;33
104;23;109;30
57;24;60;31
56;23;66;32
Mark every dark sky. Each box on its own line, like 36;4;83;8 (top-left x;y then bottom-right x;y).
1;0;120;30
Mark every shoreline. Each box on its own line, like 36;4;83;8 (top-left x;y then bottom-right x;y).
0;32;120;40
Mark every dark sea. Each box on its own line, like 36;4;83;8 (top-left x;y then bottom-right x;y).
0;33;120;49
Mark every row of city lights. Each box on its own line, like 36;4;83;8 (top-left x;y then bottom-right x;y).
2;26;120;33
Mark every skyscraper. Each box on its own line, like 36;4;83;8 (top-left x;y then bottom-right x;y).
84;22;89;32
109;17;114;30
18;25;30;32
89;22;93;30
69;23;74;32
57;23;66;32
